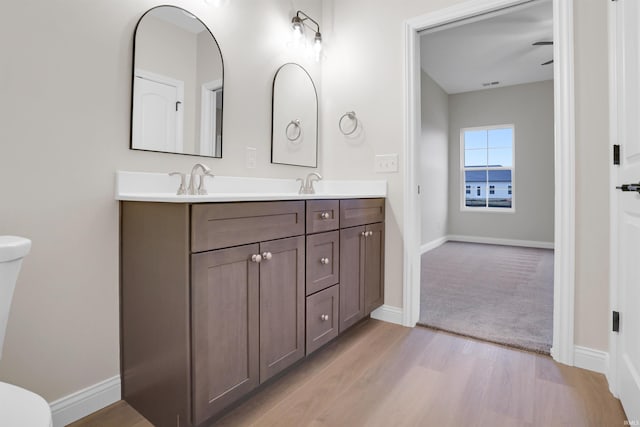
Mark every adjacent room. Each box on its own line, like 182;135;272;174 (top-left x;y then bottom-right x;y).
418;0;556;354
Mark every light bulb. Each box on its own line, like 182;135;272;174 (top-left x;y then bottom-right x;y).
292;17;304;39
313;32;322;53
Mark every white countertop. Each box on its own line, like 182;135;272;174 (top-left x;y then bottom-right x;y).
115;171;387;203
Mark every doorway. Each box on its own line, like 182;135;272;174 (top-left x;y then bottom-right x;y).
402;0;576;365
417;1;555;354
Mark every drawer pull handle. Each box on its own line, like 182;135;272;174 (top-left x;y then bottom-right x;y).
251;254;262;263
262;252;273;260
320;314;329;321
320;257;330;265
320;212;331;219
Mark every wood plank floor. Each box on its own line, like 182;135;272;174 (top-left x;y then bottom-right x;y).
69;320;627;427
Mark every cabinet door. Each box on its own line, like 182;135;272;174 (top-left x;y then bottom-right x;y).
364;222;385;314
339;226;366;332
191;244;260;425
259;236;305;383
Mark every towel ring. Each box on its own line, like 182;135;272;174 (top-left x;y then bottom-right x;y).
286;119;302;142
339;111;358;136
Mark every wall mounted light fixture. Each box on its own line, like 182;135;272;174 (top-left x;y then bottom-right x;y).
291;10;322;60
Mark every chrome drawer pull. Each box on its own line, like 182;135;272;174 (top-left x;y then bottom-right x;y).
251;254;262;263
320;314;329;321
262;251;272;260
320;212;331;219
320;257;330;265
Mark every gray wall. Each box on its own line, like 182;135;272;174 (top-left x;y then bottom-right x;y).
420;71;449;245
447;80;555;243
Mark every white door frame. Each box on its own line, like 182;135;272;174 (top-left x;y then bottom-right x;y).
402;0;576;365
199;79;223;156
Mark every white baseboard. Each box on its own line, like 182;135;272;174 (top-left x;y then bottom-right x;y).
371;304;404;325
574;346;609;375
419;236;448;254
50;375;120;427
447;235;555;250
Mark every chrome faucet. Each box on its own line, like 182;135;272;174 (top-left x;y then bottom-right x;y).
188;163;214;195
298;172;322;194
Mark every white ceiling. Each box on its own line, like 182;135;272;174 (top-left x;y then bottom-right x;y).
420;0;553;94
149;7;207;34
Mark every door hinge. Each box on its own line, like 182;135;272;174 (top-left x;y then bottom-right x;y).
613;311;620;332
613;145;620;165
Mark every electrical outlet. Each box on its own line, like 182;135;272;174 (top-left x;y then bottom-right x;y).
374;154;399;173
246;147;257;169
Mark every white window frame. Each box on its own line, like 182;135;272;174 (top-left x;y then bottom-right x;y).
459;124;515;213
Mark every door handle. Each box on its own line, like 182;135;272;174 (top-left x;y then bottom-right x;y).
616;183;640;193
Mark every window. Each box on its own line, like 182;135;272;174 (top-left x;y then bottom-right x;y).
461;125;514;210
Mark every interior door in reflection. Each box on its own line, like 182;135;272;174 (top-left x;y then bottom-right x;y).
132;72;184;153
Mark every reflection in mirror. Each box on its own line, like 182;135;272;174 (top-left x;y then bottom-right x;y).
271;63;318;167
131;6;223;157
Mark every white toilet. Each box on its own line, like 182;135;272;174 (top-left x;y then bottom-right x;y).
0;236;53;427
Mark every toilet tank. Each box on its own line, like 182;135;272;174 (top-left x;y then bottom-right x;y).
0;236;31;361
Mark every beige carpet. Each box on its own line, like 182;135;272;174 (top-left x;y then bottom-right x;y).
419;241;554;354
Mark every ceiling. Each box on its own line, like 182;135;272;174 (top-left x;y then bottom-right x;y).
150;7;207;34
420;0;553;94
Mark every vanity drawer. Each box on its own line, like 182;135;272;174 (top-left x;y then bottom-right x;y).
191;201;305;252
306;231;339;295
306;200;339;234
306;285;339;355
339;198;385;228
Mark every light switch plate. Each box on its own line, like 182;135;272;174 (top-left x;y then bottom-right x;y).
374;154;399;173
246;147;257;169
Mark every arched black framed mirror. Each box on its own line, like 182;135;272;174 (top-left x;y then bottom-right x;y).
131;5;224;157
271;63;318;167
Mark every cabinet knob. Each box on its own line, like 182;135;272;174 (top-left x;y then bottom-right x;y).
320;314;329;321
361;231;367;237
320;257;330;265
367;231;373;237
320;212;330;219
262;252;272;260
251;254;262;263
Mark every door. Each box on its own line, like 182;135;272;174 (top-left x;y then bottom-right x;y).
132;72;183;152
364;222;385;314
339;226;366;332
613;0;640;420
259;236;305;383
191;244;259;425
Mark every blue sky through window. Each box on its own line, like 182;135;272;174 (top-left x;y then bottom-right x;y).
464;127;512;167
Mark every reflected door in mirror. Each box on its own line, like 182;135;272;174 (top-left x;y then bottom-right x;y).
132;6;224;157
133;71;184;152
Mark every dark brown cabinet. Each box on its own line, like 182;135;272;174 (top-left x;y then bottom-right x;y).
306;231;339;295
259;236;305;383
306;285;339;355
191;244;259;425
121;197;384;427
339;199;385;333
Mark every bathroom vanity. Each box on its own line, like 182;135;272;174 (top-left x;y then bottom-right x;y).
118;173;386;427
